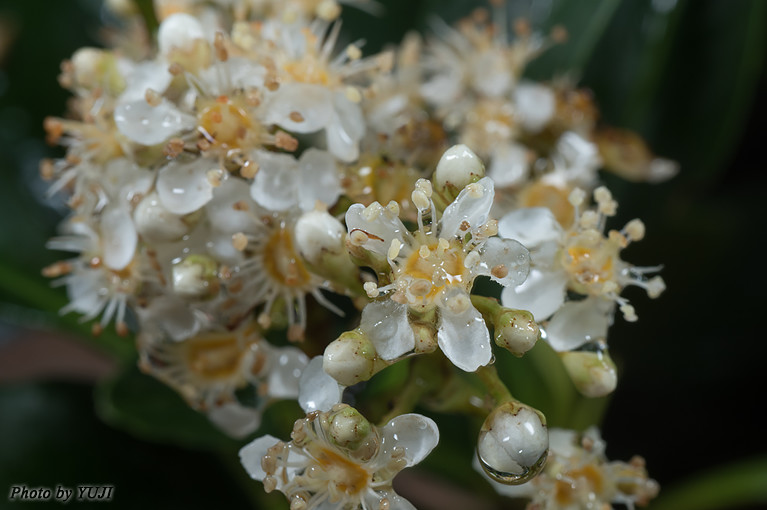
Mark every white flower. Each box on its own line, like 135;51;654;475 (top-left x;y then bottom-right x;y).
346;160;530;372
210;201;344;340
240;404;438;510
478;427;659;510
499;186;665;350
250;148;341;212
44;214;155;336
255;16;388;162
138;319;308;438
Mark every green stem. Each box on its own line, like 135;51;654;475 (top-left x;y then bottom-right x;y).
378;357;438;426
470;295;501;323
475;364;513;406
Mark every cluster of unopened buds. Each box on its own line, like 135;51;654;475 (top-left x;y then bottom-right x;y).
41;0;674;508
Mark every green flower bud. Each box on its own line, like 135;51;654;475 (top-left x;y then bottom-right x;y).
172;254;219;299
323;329;385;386
494;308;540;357
560;348;617;398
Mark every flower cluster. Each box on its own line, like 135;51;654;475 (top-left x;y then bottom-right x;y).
42;0;669;507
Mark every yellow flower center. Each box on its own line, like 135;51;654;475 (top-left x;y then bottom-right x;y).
197;96;254;148
398;238;467;303
262;227;312;289
314;447;371;496
184;331;248;381
561;231;619;295
520;181;575;228
554;464;605;506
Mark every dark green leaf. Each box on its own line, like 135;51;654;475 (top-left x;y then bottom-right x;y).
649;457;767;510
94;363;241;451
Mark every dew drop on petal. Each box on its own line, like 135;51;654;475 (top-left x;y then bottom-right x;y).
477;401;548;485
114;99;195;146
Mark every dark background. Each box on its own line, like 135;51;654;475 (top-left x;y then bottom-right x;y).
1;0;765;508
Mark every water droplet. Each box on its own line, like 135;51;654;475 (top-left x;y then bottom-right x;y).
477;401;548;485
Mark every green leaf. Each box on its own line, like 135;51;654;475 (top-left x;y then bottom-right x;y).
526;0;622;80
649;457;767;510
94;364;241;451
0;259;135;361
582;0;767;183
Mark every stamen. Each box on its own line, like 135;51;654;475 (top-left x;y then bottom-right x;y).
232;232;249;251
363;281;379;298
388;239;402;260
624;219;645;241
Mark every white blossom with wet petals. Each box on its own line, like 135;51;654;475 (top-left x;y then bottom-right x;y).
346;155;530;372
499;187;665;350
240;404;438;510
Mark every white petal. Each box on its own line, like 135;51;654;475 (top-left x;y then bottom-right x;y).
438;302;492;372
158;13;204;55
101;205;137;270
65;269;106;316
326;118;359;162
381;413;439;468
548;428;580;459
134;191;189;243
420;71;462;106
114;99;195;146
298;357;343;413
501;268;568;321
206;178;260;235
263;83;333;133
157;159;217;214
475;237;530;287
498;207;563;249
239;434;281;481
250;150;299;211
207;403;262;439
514;82;555;133
297;148;341;210
345;202;410;258
545;298;613;352
120;60;173;102
439;176;494;239
488;143;529;188
267;347;309;399
138;295;201;342
103;158;153;200
471;50;512;97
360;300;414;360
197;58;265;96
294;209;346;264
325;93;364;162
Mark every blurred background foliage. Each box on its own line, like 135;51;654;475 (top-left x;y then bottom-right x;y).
0;0;766;508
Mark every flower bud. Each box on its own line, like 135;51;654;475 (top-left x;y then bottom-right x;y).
324;404;373;450
172;254;219;299
434;144;485;201
158;13;205;56
560;347;617;398
477;401;548;485
494;308;540;357
323;330;382;386
70;47;125;94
